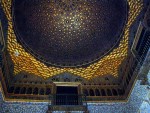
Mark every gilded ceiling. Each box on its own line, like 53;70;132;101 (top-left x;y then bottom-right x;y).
13;0;127;67
0;0;143;79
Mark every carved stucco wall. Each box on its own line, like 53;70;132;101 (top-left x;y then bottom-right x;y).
0;77;150;113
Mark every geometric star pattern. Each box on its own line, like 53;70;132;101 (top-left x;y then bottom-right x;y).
0;0;143;79
13;0;127;67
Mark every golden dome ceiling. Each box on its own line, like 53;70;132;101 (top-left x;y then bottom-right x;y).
0;0;143;79
12;0;127;67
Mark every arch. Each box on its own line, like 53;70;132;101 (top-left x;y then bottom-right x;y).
123;82;127;89
45;88;51;95
33;87;38;95
101;89;106;96
126;78;129;85
83;89;89;96
20;87;26;94
118;89;124;95
14;87;20;94
89;89;94;96
112;89;118;96
27;87;32;94
128;74;131;81
39;88;44;95
8;86;14;93
23;75;27;78
95;89;100;96
107;89;112;96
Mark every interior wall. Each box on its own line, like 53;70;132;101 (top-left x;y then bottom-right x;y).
0;79;149;113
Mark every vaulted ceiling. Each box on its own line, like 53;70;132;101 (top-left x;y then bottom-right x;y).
0;0;143;79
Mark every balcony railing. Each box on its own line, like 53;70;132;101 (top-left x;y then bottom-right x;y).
48;94;88;112
49;94;87;106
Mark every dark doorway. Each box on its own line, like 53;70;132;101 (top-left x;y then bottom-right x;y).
57;86;78;94
55;86;78;105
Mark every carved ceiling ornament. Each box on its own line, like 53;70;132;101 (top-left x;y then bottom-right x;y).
0;0;143;79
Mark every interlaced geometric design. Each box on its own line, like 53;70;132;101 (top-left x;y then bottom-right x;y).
12;0;127;67
0;0;143;79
